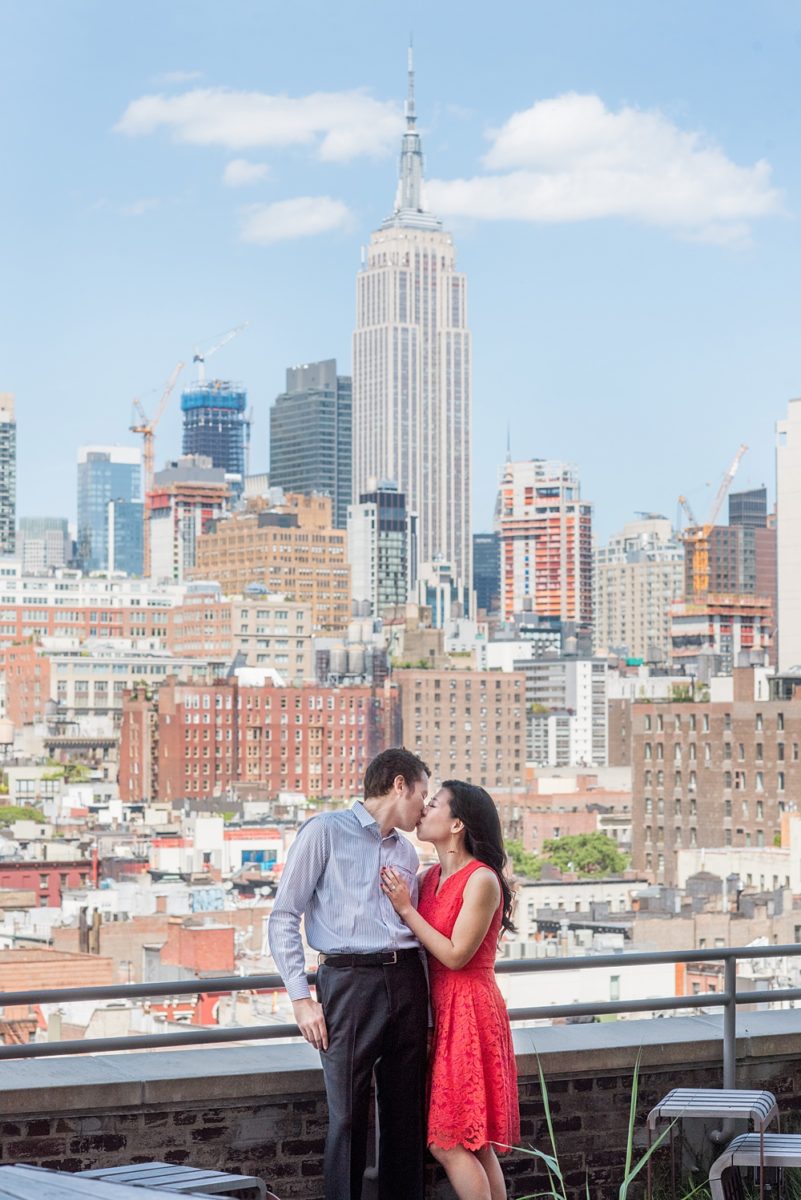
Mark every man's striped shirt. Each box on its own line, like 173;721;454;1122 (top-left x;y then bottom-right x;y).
268;801;421;1000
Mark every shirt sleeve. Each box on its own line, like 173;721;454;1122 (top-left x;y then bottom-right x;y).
268;816;329;1001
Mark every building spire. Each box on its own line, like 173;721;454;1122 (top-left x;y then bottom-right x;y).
398;40;423;214
405;39;416;128
381;42;441;230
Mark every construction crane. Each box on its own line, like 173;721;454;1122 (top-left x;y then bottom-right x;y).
682;444;748;597
130;360;185;575
192;323;248;384
677;495;698;530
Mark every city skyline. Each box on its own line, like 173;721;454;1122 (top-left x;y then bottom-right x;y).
1;2;799;540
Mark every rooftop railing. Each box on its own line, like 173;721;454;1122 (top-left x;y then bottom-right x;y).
4;943;801;1087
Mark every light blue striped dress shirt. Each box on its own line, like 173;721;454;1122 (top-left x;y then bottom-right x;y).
268;801;421;1000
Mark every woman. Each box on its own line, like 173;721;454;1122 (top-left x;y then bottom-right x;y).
380;780;519;1200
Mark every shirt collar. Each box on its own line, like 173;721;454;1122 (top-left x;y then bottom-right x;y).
351;800;398;839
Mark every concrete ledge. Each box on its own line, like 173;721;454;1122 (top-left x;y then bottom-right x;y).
2;1010;800;1114
0;1042;323;1115
2;1012;801;1198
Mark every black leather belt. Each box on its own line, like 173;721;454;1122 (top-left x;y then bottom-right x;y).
317;948;420;968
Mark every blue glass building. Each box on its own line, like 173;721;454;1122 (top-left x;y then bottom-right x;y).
77;446;142;573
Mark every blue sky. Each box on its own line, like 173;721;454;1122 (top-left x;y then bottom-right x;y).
1;0;799;540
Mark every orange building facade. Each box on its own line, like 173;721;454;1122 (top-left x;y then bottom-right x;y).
496;458;592;628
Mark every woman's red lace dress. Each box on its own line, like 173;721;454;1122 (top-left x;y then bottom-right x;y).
418;859;520;1152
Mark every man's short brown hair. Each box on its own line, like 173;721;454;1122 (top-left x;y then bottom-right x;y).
364;747;431;800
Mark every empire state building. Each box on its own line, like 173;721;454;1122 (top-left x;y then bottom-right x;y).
352;51;472;596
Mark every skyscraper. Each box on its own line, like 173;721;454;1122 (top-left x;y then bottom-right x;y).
148;455;230;581
776;399;801;671
0;395;16;555
352;50;472;592
107;499;144;576
593;515;684;662
181;381;247;494
269;360;352;529
17;517;70;571
347;480;416;617
77;446;141;572
496;458;593;631
729;486;768;528
473;532;501;614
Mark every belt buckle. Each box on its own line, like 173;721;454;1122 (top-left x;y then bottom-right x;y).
383;950;398;965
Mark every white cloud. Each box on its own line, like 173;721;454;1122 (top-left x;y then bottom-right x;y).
156;70;203;85
120;197;160;217
115;87;402;162
223;158;269;187
239;196;352;244
426;93;782;242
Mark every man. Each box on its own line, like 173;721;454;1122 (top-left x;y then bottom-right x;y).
268;747;431;1200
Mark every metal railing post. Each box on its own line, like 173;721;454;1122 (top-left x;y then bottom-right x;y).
723;955;737;1091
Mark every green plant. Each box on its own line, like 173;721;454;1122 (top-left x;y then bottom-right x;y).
0;805;45;825
496;1053;706;1200
505;838;541;880
540;832;628;877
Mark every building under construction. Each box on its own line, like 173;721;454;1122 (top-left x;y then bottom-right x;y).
181;381;247;493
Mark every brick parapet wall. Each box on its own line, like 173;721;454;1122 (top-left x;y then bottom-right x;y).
3;1013;801;1199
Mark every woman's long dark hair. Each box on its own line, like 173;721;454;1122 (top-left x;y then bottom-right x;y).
442;780;516;935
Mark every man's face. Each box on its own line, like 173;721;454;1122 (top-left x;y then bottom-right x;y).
395;772;429;832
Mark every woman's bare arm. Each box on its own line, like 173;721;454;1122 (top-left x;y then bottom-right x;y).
381;865;499;970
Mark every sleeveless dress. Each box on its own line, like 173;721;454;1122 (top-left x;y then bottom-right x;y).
418;860;520;1152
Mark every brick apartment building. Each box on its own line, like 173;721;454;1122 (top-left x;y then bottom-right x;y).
169;593;314;681
0;860;93;906
632;667;801;884
0;642;50;725
191;493;350;631
394;669;525;790
119;677;396;805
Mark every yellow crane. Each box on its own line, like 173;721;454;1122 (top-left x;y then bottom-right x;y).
682;444;748;597
130;361;185;575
